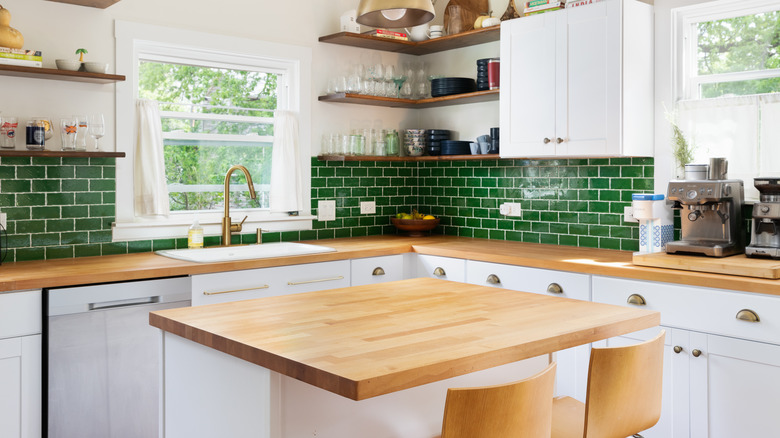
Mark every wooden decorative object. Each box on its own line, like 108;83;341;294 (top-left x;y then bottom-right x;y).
444;0;489;34
501;0;521;20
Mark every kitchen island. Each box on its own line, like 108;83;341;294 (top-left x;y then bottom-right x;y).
150;277;659;438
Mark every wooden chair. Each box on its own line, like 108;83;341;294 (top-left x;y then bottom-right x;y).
551;330;666;438
440;362;557;438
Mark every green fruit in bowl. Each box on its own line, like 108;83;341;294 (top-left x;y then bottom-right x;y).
400;213;413;220
396;213;404;219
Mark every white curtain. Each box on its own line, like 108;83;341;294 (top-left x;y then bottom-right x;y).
269;110;303;213
134;100;170;217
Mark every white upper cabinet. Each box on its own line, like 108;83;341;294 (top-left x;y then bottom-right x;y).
499;0;653;157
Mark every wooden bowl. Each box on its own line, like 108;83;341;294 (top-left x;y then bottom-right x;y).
390;217;440;237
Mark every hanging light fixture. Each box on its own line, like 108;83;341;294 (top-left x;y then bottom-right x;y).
356;0;435;29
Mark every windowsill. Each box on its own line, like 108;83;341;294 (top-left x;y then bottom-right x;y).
112;214;316;242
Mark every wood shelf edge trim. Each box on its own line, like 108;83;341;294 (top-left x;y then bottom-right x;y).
317;154;501;162
0;150;126;158
318;27;500;55
0;64;126;83
318;89;499;108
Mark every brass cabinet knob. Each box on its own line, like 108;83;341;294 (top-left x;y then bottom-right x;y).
673;346;683;354
547;283;563;294
486;274;501;285
556;137;564;144
433;267;446;277
372;267;385;276
736;309;760;323
627;294;647;306
543;137;552;144
692;349;702;357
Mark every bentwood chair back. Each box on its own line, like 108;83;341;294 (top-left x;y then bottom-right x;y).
552;330;665;438
440;362;557;438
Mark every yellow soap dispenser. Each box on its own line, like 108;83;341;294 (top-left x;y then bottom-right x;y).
188;218;204;249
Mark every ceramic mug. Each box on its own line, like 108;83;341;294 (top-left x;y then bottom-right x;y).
429;25;444;39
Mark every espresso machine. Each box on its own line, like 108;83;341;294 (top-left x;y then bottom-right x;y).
666;158;744;257
746;177;780;258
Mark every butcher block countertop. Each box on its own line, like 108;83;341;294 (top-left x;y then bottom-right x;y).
1;234;780;295
149;277;660;400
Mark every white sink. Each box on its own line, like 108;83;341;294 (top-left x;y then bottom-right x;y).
155;242;337;263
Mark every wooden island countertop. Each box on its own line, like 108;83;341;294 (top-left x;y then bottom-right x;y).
150;277;660;400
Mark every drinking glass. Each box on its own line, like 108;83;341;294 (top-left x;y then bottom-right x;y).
60;117;78;151
89;114;105;150
384;64;396;98
0;116;17;149
74;115;88;150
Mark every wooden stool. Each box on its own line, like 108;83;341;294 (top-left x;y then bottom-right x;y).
440;362;557;438
551;330;666;438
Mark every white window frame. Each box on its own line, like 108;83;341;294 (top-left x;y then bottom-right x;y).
674;0;780;100
113;21;313;242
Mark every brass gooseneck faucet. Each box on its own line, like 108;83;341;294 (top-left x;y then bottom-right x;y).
222;165;256;246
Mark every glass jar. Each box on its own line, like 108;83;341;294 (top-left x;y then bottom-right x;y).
385;129;399;156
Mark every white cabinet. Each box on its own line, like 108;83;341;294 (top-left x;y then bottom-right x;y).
351;255;406;286
499;0;652;157
593;275;780;437
465;260;591;400
192;260;351;306
414;255;466;282
0;290;42;438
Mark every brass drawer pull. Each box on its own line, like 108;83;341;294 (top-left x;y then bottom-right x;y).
692;349;702;358
372;267;386;276
486;274;501;285
627;294;646;306
203;284;269;296
288;276;344;286
433;267;446;277
736;309;760;323
673;346;683;354
547;283;563;294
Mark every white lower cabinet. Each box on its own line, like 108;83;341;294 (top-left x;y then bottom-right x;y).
0;290;42;438
593;275;780;438
465;260;591;400
192;260;351;305
414;255;466;282
351;255;405;286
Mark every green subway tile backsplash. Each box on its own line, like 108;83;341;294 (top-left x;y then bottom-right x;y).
0;155;653;263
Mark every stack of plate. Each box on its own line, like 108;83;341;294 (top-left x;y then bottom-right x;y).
404;129;426;156
476;58;490;91
424;129;450;156
431;77;477;97
440;140;472;156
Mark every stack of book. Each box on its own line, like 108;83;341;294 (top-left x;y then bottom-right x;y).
523;0;566;16
0;48;42;68
363;29;408;41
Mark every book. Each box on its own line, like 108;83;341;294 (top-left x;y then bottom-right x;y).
526;0;560;8
0;52;42;62
0;48;41;56
524;1;565;13
0;57;43;68
566;0;603;8
363;29;409;40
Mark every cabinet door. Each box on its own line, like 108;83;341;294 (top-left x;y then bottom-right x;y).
0;334;42;438
500;12;558;157
689;332;780;438
351;255;405;286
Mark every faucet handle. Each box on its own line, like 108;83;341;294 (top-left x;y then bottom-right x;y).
230;215;249;233
238;215;248;227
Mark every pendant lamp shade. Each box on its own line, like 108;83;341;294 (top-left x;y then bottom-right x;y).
356;0;435;29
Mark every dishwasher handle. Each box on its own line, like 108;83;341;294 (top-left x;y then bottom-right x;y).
88;296;161;311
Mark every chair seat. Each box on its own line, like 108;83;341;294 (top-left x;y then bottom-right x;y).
551;396;586;438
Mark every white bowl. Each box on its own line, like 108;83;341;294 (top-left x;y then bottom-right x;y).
84;62;109;74
55;59;81;71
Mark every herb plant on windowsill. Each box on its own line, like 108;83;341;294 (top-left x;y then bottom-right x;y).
666;110;695;179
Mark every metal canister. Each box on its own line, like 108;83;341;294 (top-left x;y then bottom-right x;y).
488;58;500;90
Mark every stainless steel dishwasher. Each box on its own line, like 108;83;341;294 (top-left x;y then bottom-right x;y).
45;277;191;438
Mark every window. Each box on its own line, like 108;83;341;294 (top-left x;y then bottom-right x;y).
674;0;780;200
114;22;313;241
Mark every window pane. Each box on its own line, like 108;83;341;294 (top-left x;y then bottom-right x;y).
697;10;780;76
700;77;780;98
138;61;278;213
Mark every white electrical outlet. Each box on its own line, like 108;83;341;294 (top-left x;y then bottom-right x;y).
500;203;522;217
318;200;336;221
0;212;6;229
624;206;638;223
360;201;376;214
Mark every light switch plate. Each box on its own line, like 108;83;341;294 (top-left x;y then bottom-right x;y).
500;203;522;217
360;201;376;214
624;206;638;223
318;200;336;221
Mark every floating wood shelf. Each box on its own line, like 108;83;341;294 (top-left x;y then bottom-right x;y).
318;89;499;109
317;154;501;162
319;26;500;55
46;0;121;8
0;150;125;158
0;64;125;84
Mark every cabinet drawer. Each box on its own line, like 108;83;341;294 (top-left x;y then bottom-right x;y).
351;255;405;286
415;255;466;283
192;261;350;306
592;276;780;345
466;261;590;300
0;290;41;340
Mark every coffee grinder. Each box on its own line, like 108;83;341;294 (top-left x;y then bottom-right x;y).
746;177;780;259
666;158;745;257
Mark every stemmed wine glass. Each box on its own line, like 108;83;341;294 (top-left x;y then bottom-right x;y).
89;114;105;150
